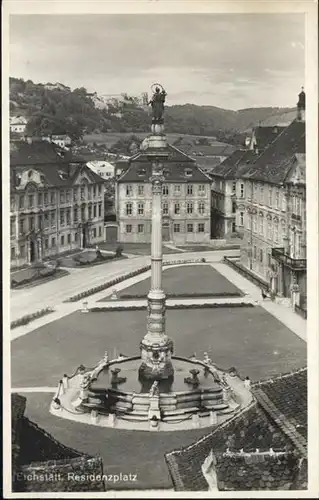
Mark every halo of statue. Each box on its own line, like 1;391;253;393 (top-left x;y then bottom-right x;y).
151;83;165;93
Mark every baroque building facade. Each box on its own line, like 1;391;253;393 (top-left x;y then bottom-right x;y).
116;145;211;244
10;140;105;268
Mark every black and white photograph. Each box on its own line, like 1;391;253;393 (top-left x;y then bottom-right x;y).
3;1;318;497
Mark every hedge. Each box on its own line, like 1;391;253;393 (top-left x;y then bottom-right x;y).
88;302;255;312
118;291;243;300
11;307;55;329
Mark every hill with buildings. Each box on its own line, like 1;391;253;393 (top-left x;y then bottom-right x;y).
10;77;294;141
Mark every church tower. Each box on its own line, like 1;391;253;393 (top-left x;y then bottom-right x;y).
297;87;305;122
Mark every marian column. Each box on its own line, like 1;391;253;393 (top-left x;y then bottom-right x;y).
139;84;174;381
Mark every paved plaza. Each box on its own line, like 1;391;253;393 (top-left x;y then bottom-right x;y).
10;252;307;490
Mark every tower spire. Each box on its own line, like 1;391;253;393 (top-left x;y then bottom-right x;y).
297;86;305;121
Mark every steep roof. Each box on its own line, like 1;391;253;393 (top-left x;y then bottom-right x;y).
118;143;211;183
165;367;307;491
250;126;286;151
242;120;305;185
210;149;256;179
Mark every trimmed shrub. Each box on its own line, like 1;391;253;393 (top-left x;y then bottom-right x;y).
11;307;54;329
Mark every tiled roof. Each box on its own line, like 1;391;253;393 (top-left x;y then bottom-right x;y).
10;140;72;166
12;395;105;492
251;368;307;457
213;450;301;490
251;126;286;152
118;144;211;183
241;120;305;185
210;149;256;179
165;367;307;491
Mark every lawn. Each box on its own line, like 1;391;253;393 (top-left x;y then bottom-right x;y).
99;264;243;299
12;305;306;491
20;392;208;490
11;307;306;388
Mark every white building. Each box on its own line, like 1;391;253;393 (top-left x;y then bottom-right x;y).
10;116;27;134
86;160;115;179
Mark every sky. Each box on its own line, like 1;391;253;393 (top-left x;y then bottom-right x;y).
9;14;305;110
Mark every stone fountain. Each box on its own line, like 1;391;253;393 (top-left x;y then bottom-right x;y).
50;85;252;431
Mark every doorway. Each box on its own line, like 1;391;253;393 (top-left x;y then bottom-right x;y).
162;223;170;242
30;240;36;263
82;227;87;248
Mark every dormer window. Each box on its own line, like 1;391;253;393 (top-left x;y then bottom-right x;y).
184;168;193;177
137;168;146;177
58;170;68;180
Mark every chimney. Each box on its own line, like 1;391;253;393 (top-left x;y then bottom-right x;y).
297;87;305;122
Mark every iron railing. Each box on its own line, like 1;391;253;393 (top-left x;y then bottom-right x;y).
271;248;306;270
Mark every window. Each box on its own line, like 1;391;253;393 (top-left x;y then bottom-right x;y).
275;190;280;209
74;208;78;222
98;185;102;196
44;213;49;228
67;233;71;244
92;228;96;239
93;185;97;198
274;220;279;242
66;209;71;226
232;202;236;214
259;249;263;263
239;212;244;226
74;233;78;242
187;202;193;214
126;224;132;233
268;187;272;206
295;197;301;216
11;217;17;240
60;191;65;204
93;205;97;218
61;235;65;246
232;222;236;233
88;186;92;200
267;252;272;267
174;203;180;215
126;185;133;196
173;223;180;233
60;210;65;226
282;195;287;212
247;215;251;230
51;212;56;227
198;223;205;233
66;190;71;203
29;216;35;231
138;224;144;233
260;185;264;204
19;245;25;257
80;187;85;200
50;191;55;205
198;202;205;215
44;238;49;250
187;223;193;233
81;207;85;221
138;185;144;196
88;205;92;220
253;245;257;259
232;182;236;193
162;202;168;215
51;237;56;248
187;184;193;195
126;203;132;216
198;184;206;195
38;193;43;206
162;185;169;196
138;203;144;216
98;203;102;217
19;195;24;209
174;184;181;194
259;217;264;236
99;226;102;237
11;247;16;260
240;184;244;198
73;189;78;202
267;220;273;240
28;194;34;208
253;215;257;233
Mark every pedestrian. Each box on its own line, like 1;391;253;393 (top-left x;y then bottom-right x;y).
244;376;251;390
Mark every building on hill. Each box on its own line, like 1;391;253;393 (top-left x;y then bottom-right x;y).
10;116;28;134
10;140;105;268
42;134;72;149
165;367;307;492
238;110;306;309
116;144;211;244
11;394;105;493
